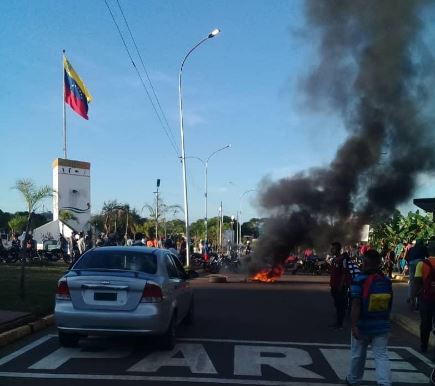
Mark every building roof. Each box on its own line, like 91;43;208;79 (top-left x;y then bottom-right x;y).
413;198;435;213
52;158;90;170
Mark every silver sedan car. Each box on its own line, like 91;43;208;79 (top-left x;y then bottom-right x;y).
55;246;194;349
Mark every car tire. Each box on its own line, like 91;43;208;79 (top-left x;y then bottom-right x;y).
58;331;80;347
160;313;177;350
183;298;194;325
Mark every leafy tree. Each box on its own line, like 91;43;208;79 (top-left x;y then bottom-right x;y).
0;210;12;233
241;217;263;239
102;200;121;235
8;214;27;235
142;197;182;239
13;178;52;297
369;210;435;250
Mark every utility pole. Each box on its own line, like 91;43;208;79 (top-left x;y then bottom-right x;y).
218;202;223;251
154;179;160;241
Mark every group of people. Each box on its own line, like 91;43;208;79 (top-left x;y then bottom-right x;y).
94;232;188;265
328;238;435;386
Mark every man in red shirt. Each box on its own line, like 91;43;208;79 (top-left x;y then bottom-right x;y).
329;241;352;329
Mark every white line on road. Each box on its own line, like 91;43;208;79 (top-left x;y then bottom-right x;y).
0;335;53;366
0;372;364;385
177;337;424;350
405;347;435;368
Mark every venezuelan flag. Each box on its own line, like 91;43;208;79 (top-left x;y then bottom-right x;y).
63;56;92;119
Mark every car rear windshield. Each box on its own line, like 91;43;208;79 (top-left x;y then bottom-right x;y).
73;249;158;274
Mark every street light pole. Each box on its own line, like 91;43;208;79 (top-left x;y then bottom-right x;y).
154;179;160;242
178;28;221;267
204;144;230;244
238;189;257;247
184;144;230;246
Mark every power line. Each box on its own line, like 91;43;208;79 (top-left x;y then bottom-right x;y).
104;0;180;157
115;0;179;152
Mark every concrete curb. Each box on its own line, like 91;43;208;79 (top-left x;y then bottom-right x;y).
0;314;54;348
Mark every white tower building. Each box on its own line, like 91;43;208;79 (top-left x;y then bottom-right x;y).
53;158;91;231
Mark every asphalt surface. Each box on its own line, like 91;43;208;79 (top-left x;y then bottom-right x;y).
0;274;432;385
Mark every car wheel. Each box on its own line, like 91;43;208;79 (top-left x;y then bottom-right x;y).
58;331;80;347
160;313;177;350
183;298;194;325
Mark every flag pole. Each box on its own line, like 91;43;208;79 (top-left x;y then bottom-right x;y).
62;49;67;159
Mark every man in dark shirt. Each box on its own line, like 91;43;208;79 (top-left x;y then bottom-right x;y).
329;241;352;329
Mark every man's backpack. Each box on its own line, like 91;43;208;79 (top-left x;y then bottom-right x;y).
361;273;392;319
421;260;435;302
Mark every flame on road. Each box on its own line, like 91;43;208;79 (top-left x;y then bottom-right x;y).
250;264;284;283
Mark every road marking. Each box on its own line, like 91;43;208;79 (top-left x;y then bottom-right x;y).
320;348;428;384
128;344;217;374
0;335;52;366
177;337;424;350
0;335;431;385
0;372;355;385
29;346;130;370
178;338;351;347
234;345;323;379
405;347;435;367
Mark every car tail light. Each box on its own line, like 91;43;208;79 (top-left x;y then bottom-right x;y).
141;282;163;303
56;279;71;300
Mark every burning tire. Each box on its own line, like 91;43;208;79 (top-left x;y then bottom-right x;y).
208;274;227;283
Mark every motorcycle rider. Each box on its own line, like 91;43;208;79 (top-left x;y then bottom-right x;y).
9;234;20;260
246;241;252;255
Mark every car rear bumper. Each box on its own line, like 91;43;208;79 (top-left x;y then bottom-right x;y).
55;301;170;336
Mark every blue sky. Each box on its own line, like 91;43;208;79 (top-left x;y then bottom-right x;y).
0;0;433;223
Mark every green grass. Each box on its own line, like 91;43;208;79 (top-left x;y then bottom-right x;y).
0;265;67;316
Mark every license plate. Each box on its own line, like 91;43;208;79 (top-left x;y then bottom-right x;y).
94;292;117;301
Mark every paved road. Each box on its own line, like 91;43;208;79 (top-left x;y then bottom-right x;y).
0;274;432;385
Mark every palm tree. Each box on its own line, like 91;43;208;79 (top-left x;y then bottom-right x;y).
102;200;120;235
8;214;27;236
13;179;52;297
142;198;182;240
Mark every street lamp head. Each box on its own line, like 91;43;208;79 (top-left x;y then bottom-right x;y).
208;28;221;38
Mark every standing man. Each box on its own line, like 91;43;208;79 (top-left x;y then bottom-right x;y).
412;240;435;353
408;239;428;309
346;249;392;386
329;241;352;329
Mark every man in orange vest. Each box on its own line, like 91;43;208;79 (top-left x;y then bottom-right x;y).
412;240;435;354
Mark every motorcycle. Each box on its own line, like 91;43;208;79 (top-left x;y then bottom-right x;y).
37;240;71;264
0;245;25;264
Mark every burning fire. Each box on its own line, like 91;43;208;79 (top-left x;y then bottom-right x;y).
250;264;284;283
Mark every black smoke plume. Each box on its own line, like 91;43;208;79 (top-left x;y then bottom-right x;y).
250;0;435;272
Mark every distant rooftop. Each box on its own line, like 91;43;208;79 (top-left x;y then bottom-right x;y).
413;198;435;213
